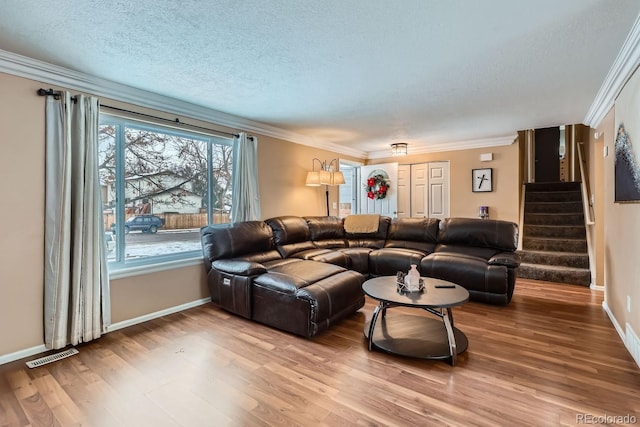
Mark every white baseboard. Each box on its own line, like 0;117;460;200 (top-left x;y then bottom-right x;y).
602;300;640;369
590;283;605;291
625;323;640;369
107;297;211;332
0;344;48;366
602;300;625;338
0;297;212;366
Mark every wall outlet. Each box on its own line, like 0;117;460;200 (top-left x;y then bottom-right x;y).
628;296;632;313
332;202;337;209
604;145;609;157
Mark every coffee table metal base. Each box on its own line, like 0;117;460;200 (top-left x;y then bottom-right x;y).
364;313;468;364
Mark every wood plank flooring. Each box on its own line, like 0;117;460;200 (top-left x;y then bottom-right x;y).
1;279;639;426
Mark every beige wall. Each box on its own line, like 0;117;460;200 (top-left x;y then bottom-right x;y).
368;141;521;223
257;135;360;219
0;73;46;354
110;264;209;323
600;70;640;337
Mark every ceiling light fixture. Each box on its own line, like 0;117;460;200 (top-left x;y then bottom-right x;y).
391;143;408;156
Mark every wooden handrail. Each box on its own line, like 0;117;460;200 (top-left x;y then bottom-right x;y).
576;142;595;225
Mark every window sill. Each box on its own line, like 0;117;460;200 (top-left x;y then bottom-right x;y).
108;256;204;280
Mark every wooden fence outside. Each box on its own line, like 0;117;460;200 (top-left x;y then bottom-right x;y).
103;212;230;231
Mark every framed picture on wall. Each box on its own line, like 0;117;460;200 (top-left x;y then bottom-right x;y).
472;168;493;192
615;64;640;203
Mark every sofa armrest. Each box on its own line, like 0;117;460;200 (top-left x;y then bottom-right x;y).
488;252;520;268
212;259;267;276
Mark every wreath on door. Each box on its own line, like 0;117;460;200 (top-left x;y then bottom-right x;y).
365;173;389;200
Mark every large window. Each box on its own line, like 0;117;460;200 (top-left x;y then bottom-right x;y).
99;115;233;267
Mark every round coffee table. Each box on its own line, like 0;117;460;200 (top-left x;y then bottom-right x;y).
362;276;469;365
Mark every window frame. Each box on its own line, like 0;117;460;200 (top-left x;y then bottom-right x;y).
100;113;234;272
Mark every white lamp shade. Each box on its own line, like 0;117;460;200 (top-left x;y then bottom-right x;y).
319;170;332;185
305;171;321;186
331;171;345;185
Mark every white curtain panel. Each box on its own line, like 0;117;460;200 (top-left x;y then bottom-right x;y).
44;92;110;350
231;132;261;222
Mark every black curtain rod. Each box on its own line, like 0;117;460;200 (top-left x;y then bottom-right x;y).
100;104;243;139
37;88;253;140
37;88;77;103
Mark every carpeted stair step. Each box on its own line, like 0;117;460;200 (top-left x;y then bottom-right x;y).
524;212;584;226
525;201;583;214
523;224;586;239
517;250;589;269
517;263;590;286
522;237;587;252
525;190;582;203
525;182;581;192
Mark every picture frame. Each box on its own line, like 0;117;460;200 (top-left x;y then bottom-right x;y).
472;168;493;192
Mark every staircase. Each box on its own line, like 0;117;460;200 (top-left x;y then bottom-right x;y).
517;182;591;286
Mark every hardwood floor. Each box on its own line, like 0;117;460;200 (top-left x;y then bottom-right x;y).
1;279;639;426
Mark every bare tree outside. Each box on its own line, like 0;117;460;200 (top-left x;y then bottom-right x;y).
99;120;234;261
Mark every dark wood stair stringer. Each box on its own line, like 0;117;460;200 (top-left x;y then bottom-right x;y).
517;182;591;286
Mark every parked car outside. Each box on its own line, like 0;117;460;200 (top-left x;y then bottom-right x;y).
111;214;165;234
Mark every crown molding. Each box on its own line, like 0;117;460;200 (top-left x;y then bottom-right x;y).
0;49;368;159
366;134;517;159
584;13;640;128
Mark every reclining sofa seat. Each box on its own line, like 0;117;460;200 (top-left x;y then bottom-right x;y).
338;216;391;274
201;220;365;337
369;217;440;276
421;217;520;305
265;216;350;268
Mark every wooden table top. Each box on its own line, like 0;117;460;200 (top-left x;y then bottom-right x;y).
362;276;469;308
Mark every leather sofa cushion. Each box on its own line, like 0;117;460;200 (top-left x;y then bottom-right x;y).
384;217;439;253
211;259;267;276
266;216;319;258
276;241;317;258
345;216;391;248
314;238;348;249
238;250;284;264
338;247;373;273
201;221;275;268
296;270;365;321
290;248;351;268
266;216;311;245
438;218;518;251
421;252;509;296
255;260;346;294
369;247;426;276
434;243;501;261
305;216;346;240
489;252;521;268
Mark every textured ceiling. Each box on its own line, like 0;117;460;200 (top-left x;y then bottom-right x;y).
1;0;639;157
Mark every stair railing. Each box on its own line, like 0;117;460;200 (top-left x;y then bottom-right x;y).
577;142;595;225
518;183;526;250
577;141;596;287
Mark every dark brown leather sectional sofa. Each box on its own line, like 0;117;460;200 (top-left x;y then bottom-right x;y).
200;215;519;337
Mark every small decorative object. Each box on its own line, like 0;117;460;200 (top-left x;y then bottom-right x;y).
472;168;493;192
479;206;489;219
396;267;425;294
364;173;389;200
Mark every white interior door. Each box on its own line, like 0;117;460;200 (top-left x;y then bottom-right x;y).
360;163;398;217
397;164;410;218
428;161;450;219
410;163;428;217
